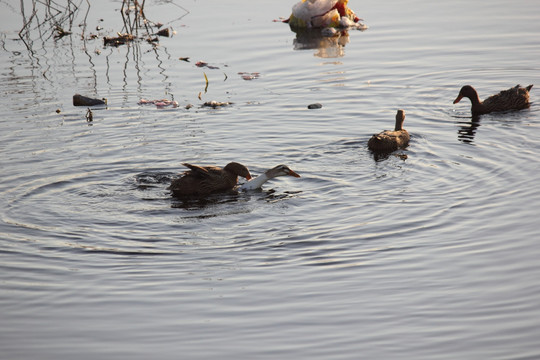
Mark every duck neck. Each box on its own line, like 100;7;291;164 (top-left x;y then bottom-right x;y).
240;173;270;190
468;93;482;106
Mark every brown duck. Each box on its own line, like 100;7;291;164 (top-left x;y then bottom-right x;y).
169;162;252;197
368;110;410;153
453;84;533;115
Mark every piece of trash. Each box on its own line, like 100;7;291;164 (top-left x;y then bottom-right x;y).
285;0;364;29
54;25;71;39
196;61;220;69
238;72;260;80
203;101;232;108
103;33;135;46
86;108;93;122
321;27;338;37
203;72;209;93
56;109;61;114
179;57;190;62
73;94;107;107
156;28;170;37
308;103;322;109
138;99;179;108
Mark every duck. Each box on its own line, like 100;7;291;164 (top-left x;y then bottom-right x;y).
368;110;410;153
453;84;533;115
284;0;362;29
169;162;252;197
239;165;301;191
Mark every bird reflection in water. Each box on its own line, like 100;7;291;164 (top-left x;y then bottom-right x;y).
456;116;481;144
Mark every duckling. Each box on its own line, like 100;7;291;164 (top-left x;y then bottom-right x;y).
169;162;251;197
368;110;410;153
453;84;533;115
239;165;300;191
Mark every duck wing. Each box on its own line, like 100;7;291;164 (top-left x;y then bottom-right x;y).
483;84;532;112
170;163;232;196
368;130;409;153
182;163;222;178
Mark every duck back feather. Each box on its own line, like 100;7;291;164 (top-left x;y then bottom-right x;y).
169;162;251;197
368;110;410;153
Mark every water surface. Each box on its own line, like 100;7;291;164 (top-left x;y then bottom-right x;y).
1;0;540;359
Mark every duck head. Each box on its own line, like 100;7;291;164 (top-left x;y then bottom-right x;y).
265;165;301;179
454;85;480;105
224;162;252;180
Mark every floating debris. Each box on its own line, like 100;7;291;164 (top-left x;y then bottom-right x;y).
196;61;220;69
86;108;93;122
73;94;107;107
103;33;136;47
54;25;71;40
179;57;190;62
308;103;322;109
156;28;170;37
285;0;364;29
138;99;179;108
238;72;260;80
203;101;233;108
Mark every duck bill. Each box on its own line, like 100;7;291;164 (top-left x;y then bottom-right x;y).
453;95;463;104
288;170;301;178
245;174;252;180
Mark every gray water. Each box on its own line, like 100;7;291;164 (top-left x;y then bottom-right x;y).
1;0;540;359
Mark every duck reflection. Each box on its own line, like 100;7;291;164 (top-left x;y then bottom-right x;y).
170;189;301;211
291;28;351;58
456;116;481;144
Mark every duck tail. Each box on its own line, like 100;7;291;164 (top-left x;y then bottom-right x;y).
526;84;533;92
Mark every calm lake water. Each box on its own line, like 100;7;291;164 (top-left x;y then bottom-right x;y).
1;0;540;358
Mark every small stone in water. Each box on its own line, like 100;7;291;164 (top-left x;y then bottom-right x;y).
308;103;322;109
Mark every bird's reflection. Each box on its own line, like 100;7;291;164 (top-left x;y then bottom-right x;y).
456;115;481;144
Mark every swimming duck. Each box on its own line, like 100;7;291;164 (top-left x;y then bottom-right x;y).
169;162;252;197
239;165;301;191
453;84;533;116
368;110;410;153
284;0;362;29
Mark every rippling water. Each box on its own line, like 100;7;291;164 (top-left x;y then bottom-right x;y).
1;0;540;358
